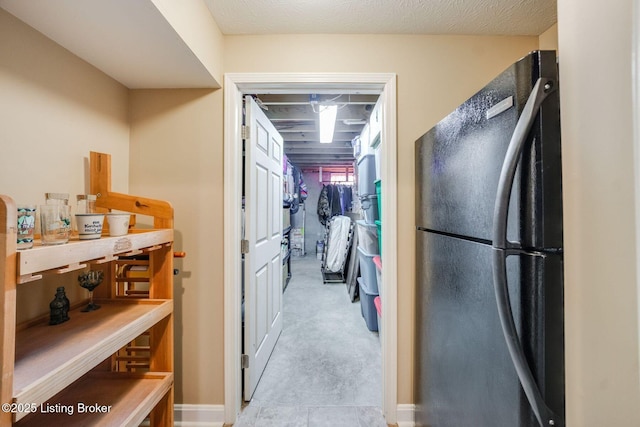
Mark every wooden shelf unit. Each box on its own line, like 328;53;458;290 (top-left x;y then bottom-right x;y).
15;372;173;427
0;152;175;426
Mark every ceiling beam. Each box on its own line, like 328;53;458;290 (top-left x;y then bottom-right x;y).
300;167;355;173
286;152;354;158
285;148;353;156
273;122;365;133
281;133;358;143
286;158;355;166
256;93;378;104
284;140;353;147
265;104;371;121
290;162;355;168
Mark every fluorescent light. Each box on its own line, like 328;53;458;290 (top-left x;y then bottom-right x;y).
319;105;338;143
343;119;366;125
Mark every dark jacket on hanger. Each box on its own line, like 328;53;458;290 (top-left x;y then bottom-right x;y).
317;185;331;225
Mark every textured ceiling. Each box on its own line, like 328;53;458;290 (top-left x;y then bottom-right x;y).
205;0;557;36
206;0;558;169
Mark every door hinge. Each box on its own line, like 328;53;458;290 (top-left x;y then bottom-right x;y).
241;125;249;140
241;354;249;369
241;239;249;254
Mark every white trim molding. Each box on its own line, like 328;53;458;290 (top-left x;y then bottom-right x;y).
174;404;225;427
223;73;398;425
396;404;416;427
223;74;244;424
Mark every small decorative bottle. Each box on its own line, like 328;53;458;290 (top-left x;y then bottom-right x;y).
49;286;70;325
62;288;70;320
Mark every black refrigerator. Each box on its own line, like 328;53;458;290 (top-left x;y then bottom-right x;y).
414;51;564;427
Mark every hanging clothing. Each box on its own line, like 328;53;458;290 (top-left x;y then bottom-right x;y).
318;184;353;224
290;166;302;214
284;163;307;214
339;186;353;215
299;174;308;201
344;186;353;212
317;185;331;225
330;185;341;217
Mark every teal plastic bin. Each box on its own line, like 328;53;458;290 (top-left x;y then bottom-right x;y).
375;179;382;222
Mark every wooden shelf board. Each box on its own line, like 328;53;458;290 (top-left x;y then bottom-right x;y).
15;372;173;426
13;299;172;412
17;229;173;277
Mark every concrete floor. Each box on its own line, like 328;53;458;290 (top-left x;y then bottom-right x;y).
235;255;385;427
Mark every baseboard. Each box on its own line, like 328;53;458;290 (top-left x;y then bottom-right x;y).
174;404;225;427
396;404;415;427
175;403;412;426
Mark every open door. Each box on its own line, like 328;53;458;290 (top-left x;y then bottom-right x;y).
243;95;284;401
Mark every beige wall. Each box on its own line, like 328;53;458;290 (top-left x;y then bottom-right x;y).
0;8;130;202
0;9;130;322
224;34;539;404
539;23;559;52
128;88;225;403
125;0;226;404
558;0;640;425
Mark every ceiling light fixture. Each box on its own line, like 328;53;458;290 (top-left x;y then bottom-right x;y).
343;119;366;125
319;105;338;144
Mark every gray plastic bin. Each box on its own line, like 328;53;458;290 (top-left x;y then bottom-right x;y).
361;195;379;224
358;246;379;295
357;154;376;196
358;277;378;332
356;220;379;254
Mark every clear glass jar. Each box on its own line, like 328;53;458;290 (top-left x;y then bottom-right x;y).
76;194;97;214
45;192;69;205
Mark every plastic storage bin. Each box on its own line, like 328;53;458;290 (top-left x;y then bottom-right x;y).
358;277;378;332
373;255;382;299
358;245;378;295
361;195;379;224
374;296;382;339
356;220;379;254
357;154;376;196
375;179;382;222
375;220;382;257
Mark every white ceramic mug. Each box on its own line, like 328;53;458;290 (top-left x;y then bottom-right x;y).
107;213;130;236
75;213;105;240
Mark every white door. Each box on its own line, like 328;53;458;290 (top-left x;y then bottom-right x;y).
243;95;284;400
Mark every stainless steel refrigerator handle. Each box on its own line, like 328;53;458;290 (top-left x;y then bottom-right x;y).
492;77;562;427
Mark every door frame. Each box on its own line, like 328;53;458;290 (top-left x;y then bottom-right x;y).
634;0;640;376
223;73;398;425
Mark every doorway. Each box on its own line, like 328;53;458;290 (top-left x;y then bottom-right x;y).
223;73;398;425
